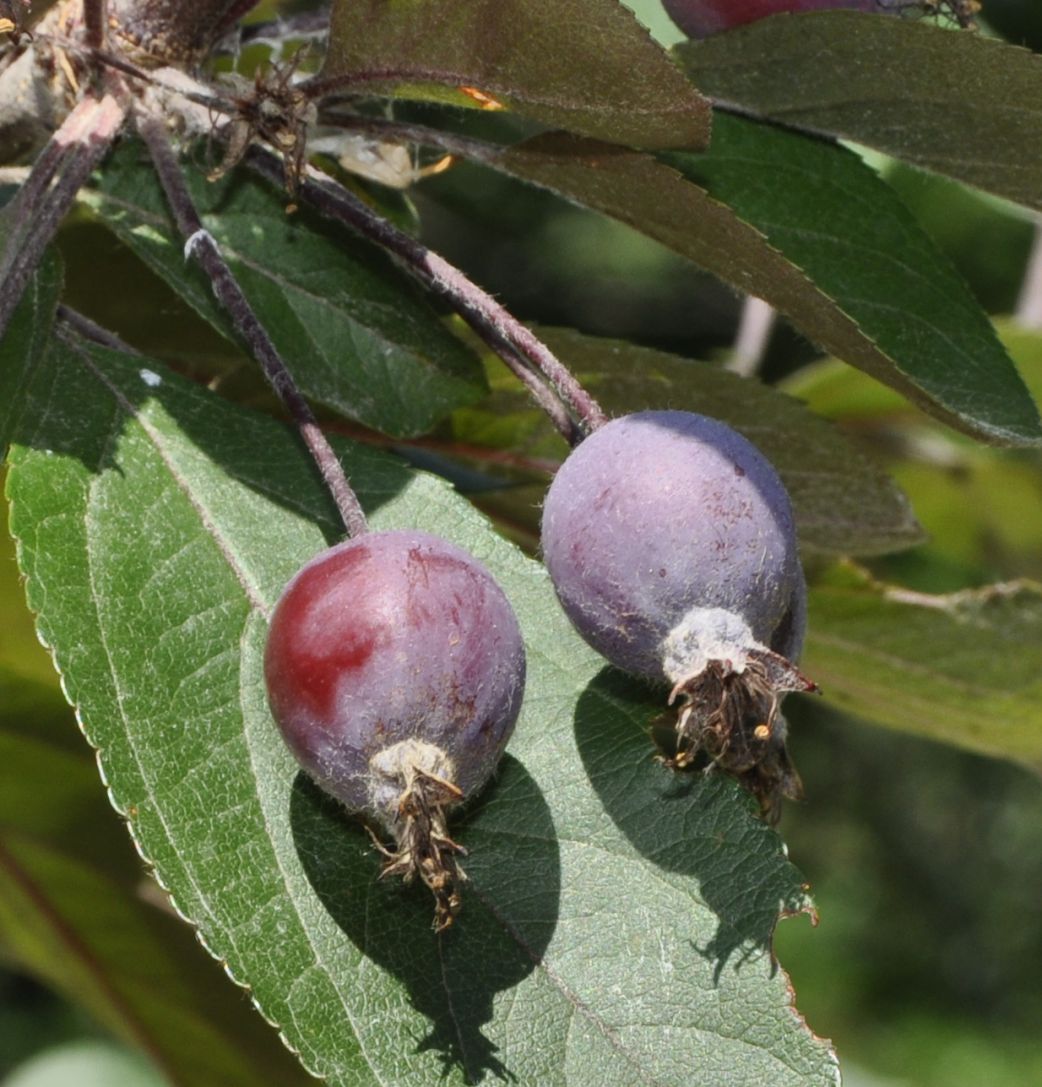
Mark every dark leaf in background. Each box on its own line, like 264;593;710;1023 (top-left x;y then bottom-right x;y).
679;12;1042;212
0;255;61;462
451;326;924;556
482;116;1041;446
322;0;711;149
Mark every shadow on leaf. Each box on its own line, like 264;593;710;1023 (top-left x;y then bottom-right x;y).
574;666;809;981
12;333;412;553
291;753;560;1085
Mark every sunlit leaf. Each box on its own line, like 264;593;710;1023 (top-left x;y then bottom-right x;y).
0;508;316;1087
4;330;838;1086
806;564;1042;769
481;117;1041;446
784;333;1042;586
81;143;485;438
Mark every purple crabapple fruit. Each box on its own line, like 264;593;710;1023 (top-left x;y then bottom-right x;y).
265;530;526;929
664;0;881;38
541;410;817;821
662;0;979;38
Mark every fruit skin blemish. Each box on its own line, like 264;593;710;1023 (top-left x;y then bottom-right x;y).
264;530;526;929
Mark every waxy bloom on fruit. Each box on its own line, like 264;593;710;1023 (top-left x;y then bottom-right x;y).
541;411;816;820
663;0;978;38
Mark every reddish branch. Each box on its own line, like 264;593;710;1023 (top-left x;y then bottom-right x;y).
136;112;368;540
245;146;606;443
84;0;107;49
0;92;127;341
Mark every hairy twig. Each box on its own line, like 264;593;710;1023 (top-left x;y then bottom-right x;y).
57;304;138;354
0;92;126;340
84;0;107;49
246;145;605;442
136;112;368;539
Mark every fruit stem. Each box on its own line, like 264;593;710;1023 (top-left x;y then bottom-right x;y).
137;112;369;540
57;305;137;353
245;144;608;443
84;0;107;49
0;92;127;342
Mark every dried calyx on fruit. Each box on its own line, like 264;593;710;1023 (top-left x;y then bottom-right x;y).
662;0;979;38
265;530;526;930
541;410;817;822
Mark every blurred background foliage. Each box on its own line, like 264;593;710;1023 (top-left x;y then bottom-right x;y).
3;1;1042;1085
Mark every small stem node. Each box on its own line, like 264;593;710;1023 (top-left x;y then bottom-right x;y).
137;113;368;539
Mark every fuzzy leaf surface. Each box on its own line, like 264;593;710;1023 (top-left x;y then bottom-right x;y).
0;498;316;1087
678;12;1042;212
806;565;1042;769
484;117;1040;446
81;143;484;438
322;0;710;149
4;331;838;1087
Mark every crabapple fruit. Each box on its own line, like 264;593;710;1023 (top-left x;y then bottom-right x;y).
541;410;816;820
265;530;526;928
663;0;885;38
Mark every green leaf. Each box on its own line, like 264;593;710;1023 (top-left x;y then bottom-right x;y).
677;11;1042;213
785;363;971;594
81;142;485;438
0;252;62;462
321;0;711;150
997;320;1042;409
0;497;315;1087
483;117;1041;446
5;331;838;1086
454;326;923;556
0;690;320;1087
805;564;1042;769
784;332;1042;587
4;1041;165;1087
668;114;1042;447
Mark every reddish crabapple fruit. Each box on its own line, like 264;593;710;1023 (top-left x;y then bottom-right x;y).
662;0;979;38
663;0;881;38
264;530;526;929
541;410;817;821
